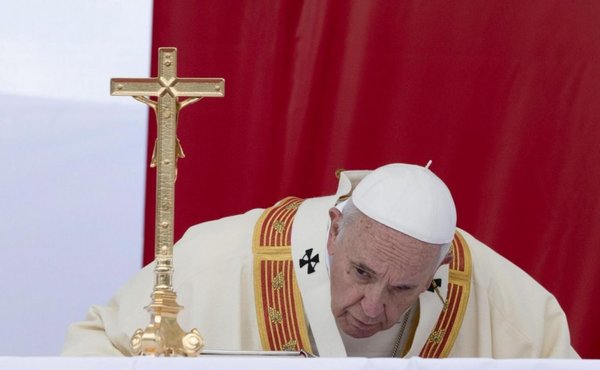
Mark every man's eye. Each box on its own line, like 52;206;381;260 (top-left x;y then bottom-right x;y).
355;267;370;278
392;285;413;293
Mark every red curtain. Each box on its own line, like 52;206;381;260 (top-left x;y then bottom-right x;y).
146;0;600;358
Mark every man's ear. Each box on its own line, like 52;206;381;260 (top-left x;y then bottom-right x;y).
327;207;343;255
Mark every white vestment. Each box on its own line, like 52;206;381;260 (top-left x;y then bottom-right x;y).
62;171;578;358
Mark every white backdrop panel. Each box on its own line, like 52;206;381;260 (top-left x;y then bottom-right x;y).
0;0;153;355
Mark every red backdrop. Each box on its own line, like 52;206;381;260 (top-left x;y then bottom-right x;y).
145;0;600;358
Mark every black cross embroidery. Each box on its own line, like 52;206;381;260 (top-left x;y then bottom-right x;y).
427;278;443;292
299;248;320;274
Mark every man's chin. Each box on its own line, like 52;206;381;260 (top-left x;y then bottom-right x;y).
338;317;380;338
343;328;377;338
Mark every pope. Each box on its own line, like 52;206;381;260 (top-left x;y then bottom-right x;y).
62;163;579;358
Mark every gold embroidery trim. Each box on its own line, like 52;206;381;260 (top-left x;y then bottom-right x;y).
419;231;472;358
252;197;313;353
272;271;284;290
282;339;298;351
268;307;283;324
273;220;285;234
428;329;445;344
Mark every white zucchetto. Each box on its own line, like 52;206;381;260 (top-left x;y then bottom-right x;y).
352;163;456;244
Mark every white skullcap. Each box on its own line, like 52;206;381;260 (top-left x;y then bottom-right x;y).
352;163;456;244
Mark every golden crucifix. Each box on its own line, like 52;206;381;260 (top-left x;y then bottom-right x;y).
111;47;225;356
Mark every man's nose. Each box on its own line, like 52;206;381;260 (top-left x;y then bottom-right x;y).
360;287;385;319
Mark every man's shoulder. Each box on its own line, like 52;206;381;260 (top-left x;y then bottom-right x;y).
172;208;265;267
453;229;575;357
181;207;265;242
458;228;563;326
458;228;549;293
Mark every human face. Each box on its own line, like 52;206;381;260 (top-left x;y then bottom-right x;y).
327;207;441;338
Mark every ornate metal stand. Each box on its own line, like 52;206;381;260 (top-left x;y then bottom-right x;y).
111;47;225;356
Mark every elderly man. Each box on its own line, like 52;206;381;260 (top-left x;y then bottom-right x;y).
62;163;578;357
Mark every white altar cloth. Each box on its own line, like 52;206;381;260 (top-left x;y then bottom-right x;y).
1;357;597;370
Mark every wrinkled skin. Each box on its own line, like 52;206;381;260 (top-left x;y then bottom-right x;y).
327;205;448;338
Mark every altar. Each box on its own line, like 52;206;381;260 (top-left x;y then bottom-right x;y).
2;357;598;370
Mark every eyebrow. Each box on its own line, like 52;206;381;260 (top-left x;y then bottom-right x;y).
394;283;417;290
352;261;376;275
352;261;418;290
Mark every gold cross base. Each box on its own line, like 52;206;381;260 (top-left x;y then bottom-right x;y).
131;290;204;356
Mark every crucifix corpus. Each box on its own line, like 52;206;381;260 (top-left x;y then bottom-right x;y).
110;47;225;356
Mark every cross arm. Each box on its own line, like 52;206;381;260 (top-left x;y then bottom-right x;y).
111;78;162;97
173;78;225;97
